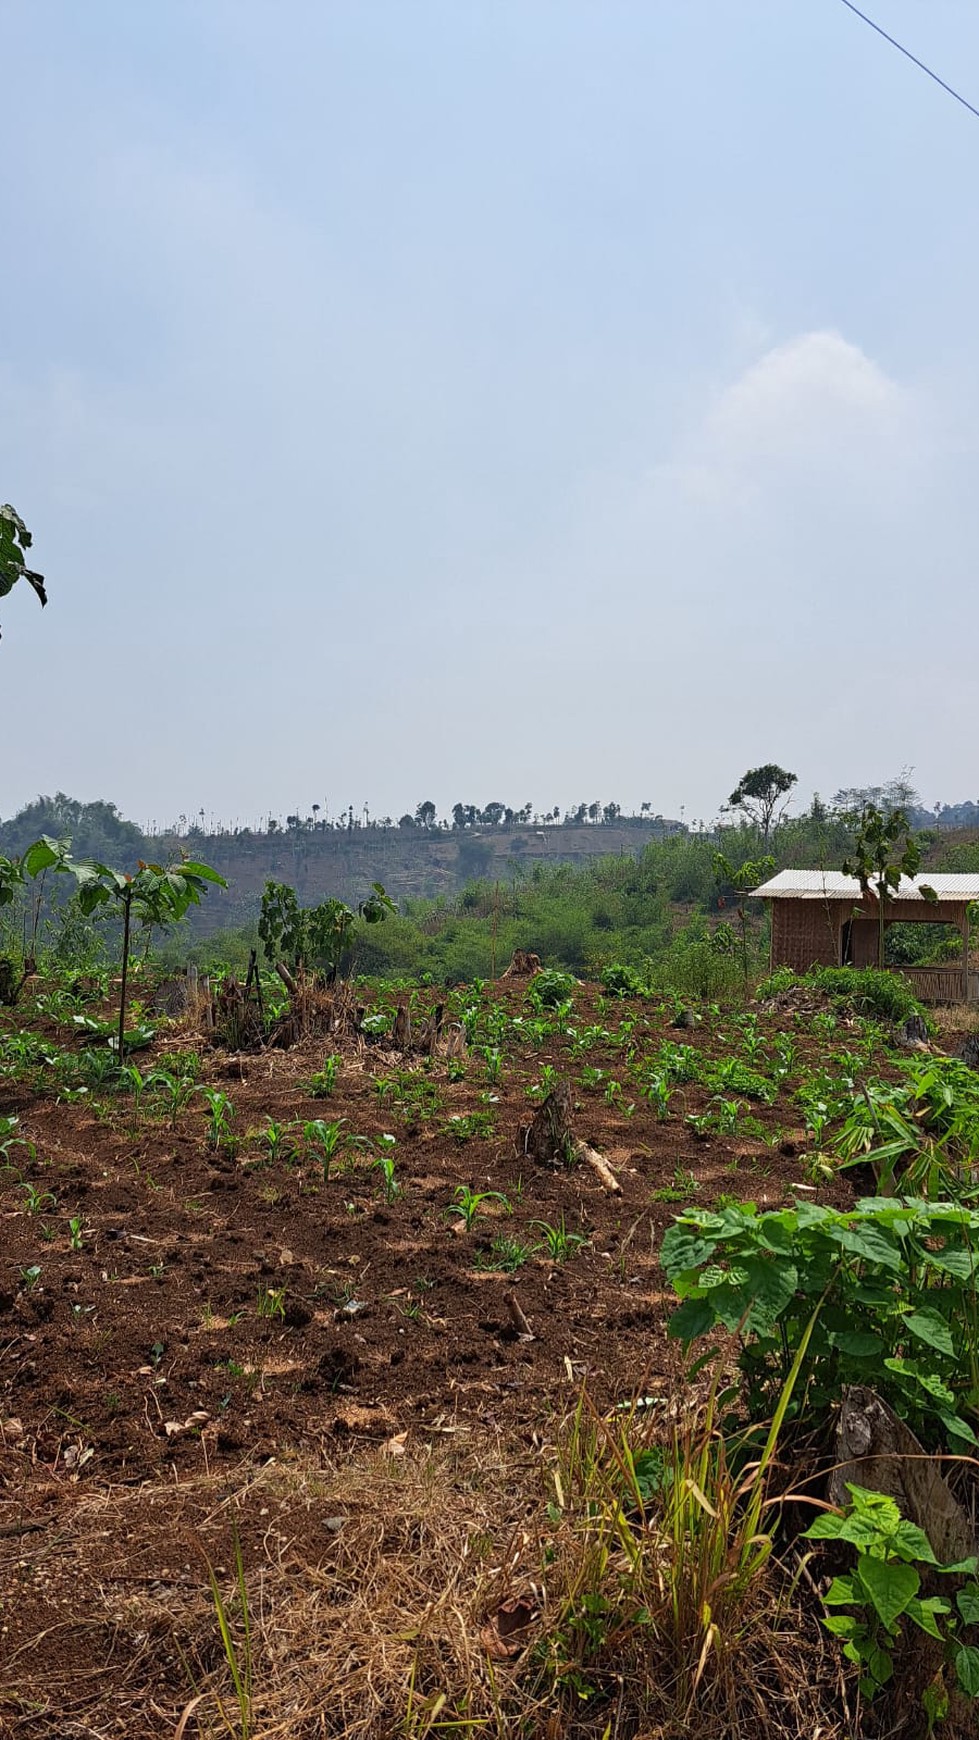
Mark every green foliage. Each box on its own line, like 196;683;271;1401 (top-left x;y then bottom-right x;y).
448;1185;510;1230
832;1055;979;1196
528;969;577;1010
258;879;395;979
0;504;46;641
308;1054;341;1098
757;964;928;1027
842;803;932;967
804;1484;979;1707
662;1196;979;1447
600;962;648;998
62;849;226;1058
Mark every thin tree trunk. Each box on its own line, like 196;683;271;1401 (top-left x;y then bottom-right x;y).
118;891;132;1062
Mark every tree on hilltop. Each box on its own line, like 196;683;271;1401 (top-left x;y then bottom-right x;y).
726;764;797;846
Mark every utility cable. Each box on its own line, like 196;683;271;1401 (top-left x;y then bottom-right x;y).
836;0;979;123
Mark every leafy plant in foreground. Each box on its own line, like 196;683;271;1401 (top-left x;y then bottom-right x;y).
804;1484;979;1708
661;1196;979;1447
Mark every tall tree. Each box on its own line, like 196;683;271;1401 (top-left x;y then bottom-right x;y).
0;505;46;642
727;764;797;846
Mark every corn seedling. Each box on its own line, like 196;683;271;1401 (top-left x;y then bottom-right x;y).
302;1117;350;1180
449;1185;510;1231
260;1118;296;1165
148;1066;198;1126
374;1151;400;1203
532;1215;590;1260
200;1088;236;1152
20;1181;56;1214
308;1054;342;1097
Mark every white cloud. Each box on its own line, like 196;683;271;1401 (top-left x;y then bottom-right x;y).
665;330;911;509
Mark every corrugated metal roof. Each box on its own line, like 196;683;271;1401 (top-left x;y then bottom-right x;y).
751;870;979;902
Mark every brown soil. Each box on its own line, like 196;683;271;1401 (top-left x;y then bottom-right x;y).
0;984;887;1735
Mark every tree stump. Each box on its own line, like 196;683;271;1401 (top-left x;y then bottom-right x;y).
955;1033;979;1071
520;1079;576;1167
391;1001;411;1051
830;1386;976;1564
417;1003;445;1056
501;950;541;979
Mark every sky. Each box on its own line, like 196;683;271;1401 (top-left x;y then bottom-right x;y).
2;0;979;832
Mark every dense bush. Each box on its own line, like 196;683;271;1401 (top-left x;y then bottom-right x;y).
756;965;927;1027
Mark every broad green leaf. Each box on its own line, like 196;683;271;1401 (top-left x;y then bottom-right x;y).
829;1221;903;1272
804;1512;845;1542
883;1359;955;1409
741;1255;798;1319
659;1225;718;1280
905;1595;949;1640
22;838;60;876
954;1645;979;1698
822;1573;857;1605
179;861;227;886
956;1587;979;1625
828;1330;883;1358
891;1519;939;1565
902;1308;955;1358
855;1553;919;1630
822;1613;858;1637
666;1295;715;1343
938;1411;978;1446
925;1246;977;1281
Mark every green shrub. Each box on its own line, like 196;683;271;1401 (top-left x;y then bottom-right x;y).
756;966;928;1028
600;962;647;998
662;1195;979;1449
528;969;577;1010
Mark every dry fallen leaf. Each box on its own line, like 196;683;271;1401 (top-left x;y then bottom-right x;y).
479;1595;536;1659
163;1411;210;1438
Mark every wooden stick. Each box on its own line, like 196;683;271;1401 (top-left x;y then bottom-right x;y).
574;1140;621;1193
503;1290;533;1337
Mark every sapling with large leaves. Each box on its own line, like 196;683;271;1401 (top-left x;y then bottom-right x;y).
63;854;226;1059
842;804;935;969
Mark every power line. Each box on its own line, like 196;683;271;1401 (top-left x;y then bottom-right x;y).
836;0;979;123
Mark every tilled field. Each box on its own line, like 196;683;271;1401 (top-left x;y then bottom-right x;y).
0;980;888;1735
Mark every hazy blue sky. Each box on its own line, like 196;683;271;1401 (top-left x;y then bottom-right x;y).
3;1;978;829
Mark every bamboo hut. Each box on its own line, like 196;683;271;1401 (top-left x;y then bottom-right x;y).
752;870;979;1004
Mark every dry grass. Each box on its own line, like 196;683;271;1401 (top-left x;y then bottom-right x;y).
0;1408;854;1740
